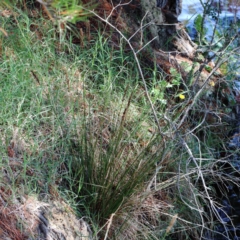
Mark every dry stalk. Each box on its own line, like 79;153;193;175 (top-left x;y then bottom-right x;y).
104;213;115;240
166;214;178;234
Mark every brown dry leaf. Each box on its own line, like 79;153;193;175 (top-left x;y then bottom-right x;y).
30;24;43;40
7;142;15;158
48;184;59;198
99;0;118;17
0;10;12;18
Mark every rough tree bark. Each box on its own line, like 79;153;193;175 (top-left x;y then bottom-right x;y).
139;0;197;55
110;0;197;57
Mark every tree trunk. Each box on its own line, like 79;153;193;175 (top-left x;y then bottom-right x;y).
111;0;197;57
140;0;197;56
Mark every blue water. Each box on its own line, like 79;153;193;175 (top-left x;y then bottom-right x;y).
179;0;240;21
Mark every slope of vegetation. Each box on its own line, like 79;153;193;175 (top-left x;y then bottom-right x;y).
0;0;239;239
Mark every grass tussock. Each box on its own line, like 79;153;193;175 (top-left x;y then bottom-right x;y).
0;2;239;239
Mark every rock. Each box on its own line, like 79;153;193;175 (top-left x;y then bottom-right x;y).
36;200;91;240
15;196;92;240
